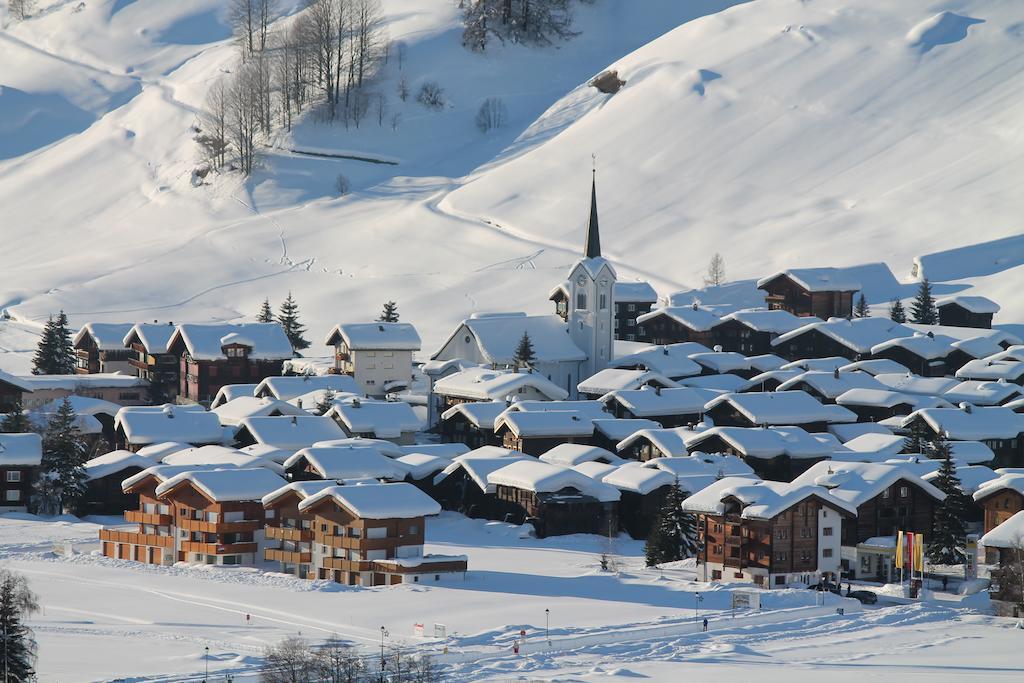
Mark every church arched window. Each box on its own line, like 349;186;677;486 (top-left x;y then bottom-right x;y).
599;293;607;310
576;292;587;310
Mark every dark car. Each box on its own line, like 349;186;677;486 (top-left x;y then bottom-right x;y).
807;582;842;594
847;590;878;604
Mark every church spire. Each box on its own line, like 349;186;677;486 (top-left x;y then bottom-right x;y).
584;165;601;259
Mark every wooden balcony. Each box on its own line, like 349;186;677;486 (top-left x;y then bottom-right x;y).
125;510;173;526
265;548;312;564
128;358;150;372
314;533;400;552
178;519;260;534
99;529;173;548
322;557;373;572
265;526;312;542
180;541;257;555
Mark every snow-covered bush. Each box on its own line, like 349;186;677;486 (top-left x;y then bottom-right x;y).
417;81;445;110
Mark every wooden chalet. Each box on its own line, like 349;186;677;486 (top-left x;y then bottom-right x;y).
870;334;950;377
599;386;707;427
973;474;1024;541
702;391;856;434
937;296;999;329
82;450;152;515
73;323;135;375
492;410;593;456
756;268;860;319
261;480;337;578
295;483;467;586
0;434;41;513
0;371;32;413
431;448;527;519
634;305;721;347
123;323;180;403
683;426;832;482
714;310;816;356
683;477;855;588
901;406;1024;469
601;466;675;539
612;281;658;342
439;402;507;448
981;511;1024;617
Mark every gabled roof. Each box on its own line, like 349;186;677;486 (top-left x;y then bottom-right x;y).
83;450;151;481
936;295;1000;314
397;443;470;460
782;357;850;372
577;369;678;396
210;384;259;409
955;359;1024;382
592;418;663;441
601;464;675;495
682;477;857;520
835;388;950;411
609;344;705;379
829;422;893;443
261;479;340;507
121;463;230;493
169;323;293;361
773;317;912;355
298;482;440;519
950;336;1006;360
721;309;820;335
433;314;586;365
212;396;307;426
636;306;721;332
902;406;1024;441
616;426;696;457
255;375;361;401
328;400;423;438
440;401;509;430
539;444;624;467
236;415;347;450
838;432;906;456
973;472;1024;502
980;510;1024;549
136;441;191;461
494;410;594;438
487;460;620;501
684;426;832;460
746;354;789;373
600;386;711;417
395;453;449;480
504;400;610;420
115;405;224;446
791;461;945;508
123;323;176;354
739;369;803;392
838;359;911;376
688;352;750;375
679;373;749;393
73;323;136;351
0;433;42;466
777;370;885;400
922;464;997;495
0;369;34;393
704;391;854;426
871;333;952;360
283;446;407;481
613;281;658;303
757;268;861;293
874;373;961;396
161;445;274;470
324;322;421;351
155;467;284;502
433;447;528;489
943;381;1021;407
433;367;568;401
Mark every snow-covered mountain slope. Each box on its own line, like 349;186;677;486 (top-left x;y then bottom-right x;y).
1;0;1021;368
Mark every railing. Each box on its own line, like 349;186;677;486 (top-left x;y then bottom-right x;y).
98;529;173;548
177;519;260;534
321;557;373;572
313;533;397;552
180;541;257;555
125;510;173;526
265;526;312;542
264;548;312;564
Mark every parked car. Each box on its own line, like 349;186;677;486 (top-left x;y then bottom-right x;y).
847;590;878;604
806;582;841;594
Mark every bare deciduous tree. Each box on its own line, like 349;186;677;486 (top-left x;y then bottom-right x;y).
195;76;231;168
475;96;507;132
314;636;364;682
703;252;726;287
417;81;445;110
8;0;34;21
396;74;409;101
262;635;317;683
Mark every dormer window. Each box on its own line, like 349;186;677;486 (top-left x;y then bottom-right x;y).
223;345;250;358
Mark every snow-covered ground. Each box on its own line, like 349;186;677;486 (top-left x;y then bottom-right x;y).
1;0;1022;370
0;512;1020;681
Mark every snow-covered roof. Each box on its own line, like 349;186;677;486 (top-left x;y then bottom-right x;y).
440;401;509;429
791;461;944;508
936;295;1000;315
494;410;594;438
782;357;851;372
839;432;907;456
609;343;707;379
169;323;293;361
487;460;620;502
255;375;361;401
434;367;569;401
324;322;421;350
688;352;750;375
327;400;423;438
505;400;610;420
973;472;1024;502
943;381;1021;407
572;461;619;480
613;280;659;303
210;384;258;409
980;510;1024;549
721;309;819;335
757;268;861;293
874;373;961;396
434;314;586;365
121;463;230;492
123;323;176;354
773;317;912;355
685;425;832;460
284;446;407;481
592;418;663;441
829;422;893;442
237;415;348;450
617;426;697;457
637;306;721;332
397;443;469;460
432;447;528;489
395;453;449;480
955;359;1024;382
682;477;856;519
601;464;675;495
73;323;135;351
871;333;953;360
746;354;789;373
649;452;756;478
838;359;911;376
902;406;1024;441
21;373;148;390
155;467;285;502
990;345;1024;363
84;450;151;480
739;369;803;392
922;464;997;496
35;395;122;417
115;405;224;446
950;336;1006;360
600;386;710;417
835;388;948;411
261;479;340;507
578;368;678;396
948;440;996;464
679;374;749;393
540;443;624;467
299;482;440;519
777;370;885;400
212;396;307;426
160;445;282;473
136;441;191;461
704;391;854;426
238;444;295;465
0;433;42;466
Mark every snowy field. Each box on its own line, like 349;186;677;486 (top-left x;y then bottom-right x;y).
0;512;1021;682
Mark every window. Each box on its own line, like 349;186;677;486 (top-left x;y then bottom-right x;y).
206;512;218;523
407;525;419;535
775;551;788;562
729;546;740;558
899;486;909;498
413;576;419;583
628;303;636;312
599;293;608;310
775;575;786;586
713;545;723;555
265;509;276;519
711;570;722;580
777;529;789;540
823;527;833;536
366;527;387;540
349;527;362;538
576;293;587;310
882;488;891;499
822;549;833;558
800;527;812;539
800;550;811;562
5;490;20;502
6;471;21;483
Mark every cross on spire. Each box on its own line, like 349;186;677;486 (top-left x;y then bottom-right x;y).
584;157;601;259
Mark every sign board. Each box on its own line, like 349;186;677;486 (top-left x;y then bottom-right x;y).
433;623;446;639
731;591;761;611
413;623;424;637
965;534;978;581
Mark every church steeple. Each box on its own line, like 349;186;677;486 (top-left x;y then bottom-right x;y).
584;169;601;259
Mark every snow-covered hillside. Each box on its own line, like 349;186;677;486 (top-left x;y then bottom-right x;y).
1;0;1022;367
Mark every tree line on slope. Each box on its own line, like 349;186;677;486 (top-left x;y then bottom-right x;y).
459;0;592;52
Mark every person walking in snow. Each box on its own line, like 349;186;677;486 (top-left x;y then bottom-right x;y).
702;618;708;632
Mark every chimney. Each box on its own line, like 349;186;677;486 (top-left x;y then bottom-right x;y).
713;345;723;353
692;302;699;311
352;398;361;409
378;324;385;332
833;368;840;379
959;402;973;414
662;347;669;356
927;331;934;338
297;398;303;409
291;415;298;425
655;385;662;396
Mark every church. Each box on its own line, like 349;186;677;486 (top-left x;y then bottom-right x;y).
431;175;617;399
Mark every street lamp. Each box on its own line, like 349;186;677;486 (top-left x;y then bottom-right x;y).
694;592;704;624
204;645;209;683
379;626;388;683
545;608;550;646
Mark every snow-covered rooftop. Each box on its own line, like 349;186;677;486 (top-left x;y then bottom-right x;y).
955;359;1024;382
980;510;1024;549
874;373;961;396
254;375;361;401
434;366;568;402
773;317;912;355
721;309;819;335
169;323;293;361
298;482;441;519
838;359;911;376
791;461;944;508
617;426;697;457
432;447;528;489
871;333;952;360
324;322;421;351
212;396;307;427
84;450;151;480
838;432;907;456
397;443;470;460
73;322;135;351
601;464;675;495
943;380;1021;407
835;388;948;411
136;441;191;461
922;464;997;496
328;400;423;438
609;343;707;379
829;422;894;443
486;460;620;502
505;400;610;420
284;446;407;481
936;295;1000;315
973;472;1024;502
745;354;789;373
236;415;348;450
123;323;177;354
155;467;285;502
0;433;42;466
682;476;856;520
781;357;852;372
685;425;832;460
678;373;749;393
261;479;340;507
688;351;750;375
648;452;756;479
577;368;678;396
394;453;449;480
539;443;624;467
903;406;1024;441
950;336;1007;361
21;373;148;390
704;390;855;426
636;306;721;332
777;370;885;400
494;410;594;438
115;405;224;446
440;401;509;429
210;384;258;409
434;314;586;365
757;268;861;293
600;385;710;417
613;280;659;303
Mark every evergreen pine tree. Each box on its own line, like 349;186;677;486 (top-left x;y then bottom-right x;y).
378;301;399;323
645;479;700;566
30;316;56;375
903;419;929;454
910;279;938;325
0;400;33;434
513;331;536;370
52;311;75;375
854;293;870;318
36;398;89;516
276;293;310;352
889;298;907;323
926;438;969;565
0;569;38;683
257;298;274;323
314;389;337;416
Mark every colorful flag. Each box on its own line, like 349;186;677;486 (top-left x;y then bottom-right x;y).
913;532;924;572
895;530;904;569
